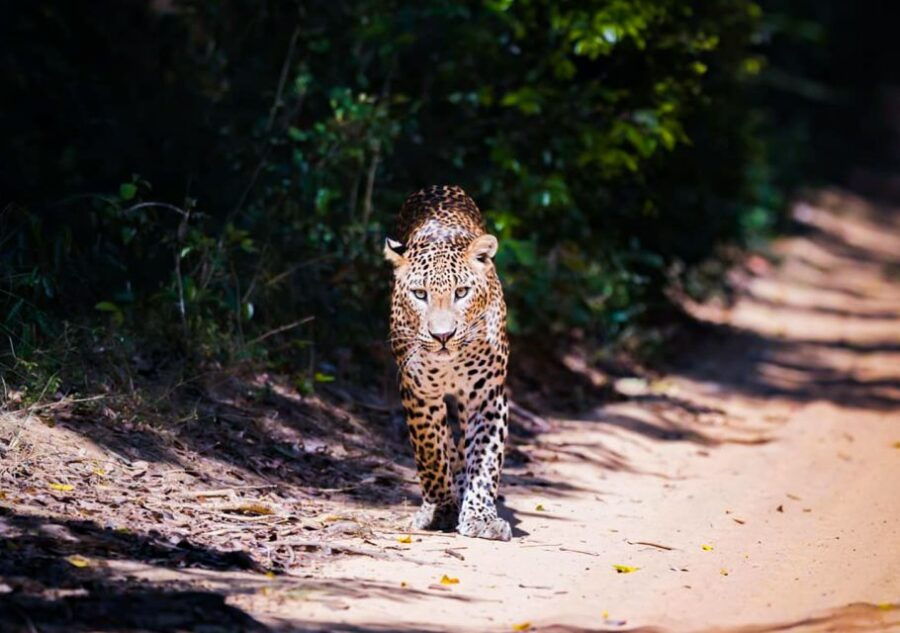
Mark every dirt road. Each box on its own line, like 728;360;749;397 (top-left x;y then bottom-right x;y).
1;189;898;633
244;190;898;632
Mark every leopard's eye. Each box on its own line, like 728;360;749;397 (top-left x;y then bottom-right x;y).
454;286;470;300
412;289;427;301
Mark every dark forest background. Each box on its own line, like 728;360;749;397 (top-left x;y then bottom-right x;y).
3;0;899;400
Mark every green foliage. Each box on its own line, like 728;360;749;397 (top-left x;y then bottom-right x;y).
1;0;793;383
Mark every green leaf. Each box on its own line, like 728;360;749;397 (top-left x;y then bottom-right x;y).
94;301;120;313
119;183;137;200
500;87;542;115
95;301;123;325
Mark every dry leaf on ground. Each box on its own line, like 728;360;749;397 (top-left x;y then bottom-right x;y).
66;555;91;568
613;564;639;574
235;503;274;515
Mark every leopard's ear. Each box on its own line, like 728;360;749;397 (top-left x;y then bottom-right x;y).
466;234;498;268
384;237;407;267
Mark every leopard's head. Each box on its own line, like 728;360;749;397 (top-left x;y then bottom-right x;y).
385;233;498;362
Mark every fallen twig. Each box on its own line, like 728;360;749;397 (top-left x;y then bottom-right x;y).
559;546;599;557
279;538;390;560
375;529;459;538
627;540;675;551
214;512;285;523
285;541;297;567
444;548;466;561
23;394;106;414
203;525;255;538
177;485;277;498
246;317;314;346
179;488;236;498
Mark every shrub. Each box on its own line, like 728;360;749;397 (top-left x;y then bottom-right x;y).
1;0;781;384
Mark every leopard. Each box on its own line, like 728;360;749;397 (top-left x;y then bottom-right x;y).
384;185;512;541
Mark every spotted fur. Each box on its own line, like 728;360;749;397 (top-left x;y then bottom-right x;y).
384;185;511;541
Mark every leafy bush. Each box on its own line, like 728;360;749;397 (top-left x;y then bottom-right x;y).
1;0;784;386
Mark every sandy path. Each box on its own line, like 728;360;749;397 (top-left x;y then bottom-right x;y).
242;190;899;633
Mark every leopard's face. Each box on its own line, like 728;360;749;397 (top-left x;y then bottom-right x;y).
387;234;500;365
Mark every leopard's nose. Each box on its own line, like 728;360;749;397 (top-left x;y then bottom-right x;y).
430;329;456;346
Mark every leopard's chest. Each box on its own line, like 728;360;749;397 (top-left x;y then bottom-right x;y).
401;345;506;405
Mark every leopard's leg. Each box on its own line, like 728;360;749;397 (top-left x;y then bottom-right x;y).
405;396;459;531
451;435;466;506
447;397;467;507
457;392;511;541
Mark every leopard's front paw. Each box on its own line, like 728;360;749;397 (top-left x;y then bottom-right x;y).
457;514;512;541
410;502;458;531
